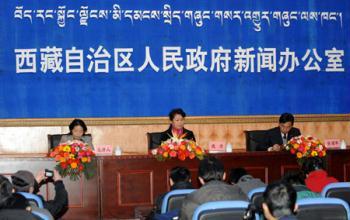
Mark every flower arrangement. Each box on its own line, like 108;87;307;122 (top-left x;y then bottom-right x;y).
284;135;327;165
151;134;206;161
49;140;96;181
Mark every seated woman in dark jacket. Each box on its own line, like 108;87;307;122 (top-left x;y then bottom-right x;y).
160;108;196;143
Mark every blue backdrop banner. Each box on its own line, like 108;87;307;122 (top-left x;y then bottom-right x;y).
0;0;349;118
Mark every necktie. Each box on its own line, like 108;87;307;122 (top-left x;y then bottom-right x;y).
283;134;287;145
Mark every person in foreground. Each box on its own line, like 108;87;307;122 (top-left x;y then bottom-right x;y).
302;157;338;193
179;157;247;220
11;169;68;219
59;118;94;148
262;181;298;220
160;108;195;143
0;175;39;220
266;113;301;151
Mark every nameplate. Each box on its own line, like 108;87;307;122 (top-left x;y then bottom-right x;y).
324;139;341;149
208;141;226;153
94;145;113;155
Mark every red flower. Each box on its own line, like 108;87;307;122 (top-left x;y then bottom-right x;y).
60;162;68;169
178;153;186;161
169;151;177;158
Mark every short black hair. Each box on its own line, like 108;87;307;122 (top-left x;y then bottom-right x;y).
302;157;325;174
263;181;296;219
279;113;295;125
170;167;191;183
69;119;88;134
229;167;248;184
168;108;186;121
198;157;224;183
282;171;306;185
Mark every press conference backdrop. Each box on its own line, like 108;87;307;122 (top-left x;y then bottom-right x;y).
0;1;349;118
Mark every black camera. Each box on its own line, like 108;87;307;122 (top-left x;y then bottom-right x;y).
45;169;54;178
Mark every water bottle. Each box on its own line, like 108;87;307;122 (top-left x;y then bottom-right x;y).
340;140;347;150
226;143;233;153
115;146;122;156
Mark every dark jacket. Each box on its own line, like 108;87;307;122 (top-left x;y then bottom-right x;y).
179;180;248;220
38;180;68;219
236;175;266;195
0;209;40;220
154;181;194;214
159;126;196;143
266;127;301;150
1;193;30;210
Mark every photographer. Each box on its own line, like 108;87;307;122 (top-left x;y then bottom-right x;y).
11;169;68;219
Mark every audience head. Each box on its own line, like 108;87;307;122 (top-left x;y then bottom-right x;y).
229;167;248;184
282;171;306;186
263;181;297;220
302;157;325;175
168;108;186;130
279;113;295;134
68;119;88;138
1;175;32;211
169;166;191;186
0;175;13;209
11;170;36;193
198;157;225;184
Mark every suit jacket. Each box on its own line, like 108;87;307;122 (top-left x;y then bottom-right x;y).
59;134;94;149
159;126;196;143
179;180;248;220
265;127;301;150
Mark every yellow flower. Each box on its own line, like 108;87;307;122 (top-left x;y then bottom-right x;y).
59;157;66;163
296;152;303;158
81;157;88;163
63;146;71;152
311;151;318;157
69;154;75;159
293;144;299;149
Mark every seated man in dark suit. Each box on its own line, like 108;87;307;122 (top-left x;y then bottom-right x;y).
266;113;301;151
179;157;247;220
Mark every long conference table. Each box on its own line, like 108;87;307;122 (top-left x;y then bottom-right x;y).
0;149;349;219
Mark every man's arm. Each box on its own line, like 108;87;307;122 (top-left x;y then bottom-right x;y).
43;170;68;219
